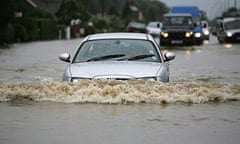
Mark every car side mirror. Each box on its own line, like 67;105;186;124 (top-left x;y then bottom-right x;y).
164;52;175;62
59;53;71;63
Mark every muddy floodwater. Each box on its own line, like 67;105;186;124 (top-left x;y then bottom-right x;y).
0;36;240;144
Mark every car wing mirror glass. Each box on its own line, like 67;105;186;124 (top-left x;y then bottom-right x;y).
164;52;175;62
59;53;71;63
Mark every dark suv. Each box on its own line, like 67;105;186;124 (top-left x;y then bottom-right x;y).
160;13;196;46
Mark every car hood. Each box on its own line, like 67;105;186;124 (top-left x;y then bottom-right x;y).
162;25;193;31
226;28;240;34
69;61;162;79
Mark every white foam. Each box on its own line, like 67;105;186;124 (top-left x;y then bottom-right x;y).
0;80;239;104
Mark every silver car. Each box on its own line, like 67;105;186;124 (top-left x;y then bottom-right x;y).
59;33;175;82
146;21;162;37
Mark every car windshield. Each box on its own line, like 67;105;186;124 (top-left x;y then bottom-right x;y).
225;20;240;30
73;39;161;63
164;16;193;26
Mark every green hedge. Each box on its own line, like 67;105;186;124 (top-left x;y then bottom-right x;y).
24;18;58;41
14;24;27;42
0;24;15;44
0;18;58;44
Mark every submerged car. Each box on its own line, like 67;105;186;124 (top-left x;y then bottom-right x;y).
59;33;175;82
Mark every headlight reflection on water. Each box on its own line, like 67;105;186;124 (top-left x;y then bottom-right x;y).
224;44;233;49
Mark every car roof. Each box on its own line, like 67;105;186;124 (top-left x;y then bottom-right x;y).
222;17;240;23
164;13;192;17
86;32;151;41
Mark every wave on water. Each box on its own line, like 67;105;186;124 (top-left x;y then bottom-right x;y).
0;79;239;104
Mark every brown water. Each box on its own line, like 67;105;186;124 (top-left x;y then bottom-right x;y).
0;36;240;144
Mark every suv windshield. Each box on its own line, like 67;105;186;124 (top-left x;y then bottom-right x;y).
225;20;240;30
73;39;161;63
164;16;193;26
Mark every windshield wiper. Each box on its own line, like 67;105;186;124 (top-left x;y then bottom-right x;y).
86;54;125;62
119;54;155;61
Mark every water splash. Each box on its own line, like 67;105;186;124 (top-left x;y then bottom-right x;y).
0;80;239;104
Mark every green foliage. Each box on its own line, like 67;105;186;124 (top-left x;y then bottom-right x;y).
222;7;240;17
91;16;110;33
14;24;28;42
23;18;39;41
0;0;15;27
56;0;90;25
1;0;170;45
36;19;58;40
0;24;15;43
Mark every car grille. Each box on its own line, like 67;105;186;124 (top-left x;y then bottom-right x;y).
168;31;186;39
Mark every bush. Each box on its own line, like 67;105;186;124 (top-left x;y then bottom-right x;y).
23;18;58;41
91;16;110;33
14;24;27;42
37;19;58;40
0;24;15;43
23;18;39;41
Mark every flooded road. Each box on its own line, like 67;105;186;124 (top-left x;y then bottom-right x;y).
0;35;240;144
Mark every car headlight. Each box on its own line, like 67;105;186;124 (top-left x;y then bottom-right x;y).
161;32;169;38
194;32;201;38
203;30;209;35
136;77;157;81
226;32;232;37
71;79;80;83
185;32;193;37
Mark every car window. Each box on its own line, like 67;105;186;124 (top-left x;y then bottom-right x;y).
165;16;193;26
225;20;240;30
73;39;161;63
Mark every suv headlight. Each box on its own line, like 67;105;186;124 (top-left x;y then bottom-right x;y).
161;32;169;38
185;32;193;37
194;32;201;38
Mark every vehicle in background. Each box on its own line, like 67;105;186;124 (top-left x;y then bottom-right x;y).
170;6;203;45
216;17;240;43
59;33;175;83
211;19;222;36
201;20;210;40
146;21;162;37
160;13;196;46
125;21;147;33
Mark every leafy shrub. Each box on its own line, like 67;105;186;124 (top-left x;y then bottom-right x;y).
14;24;27;42
0;24;15;43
